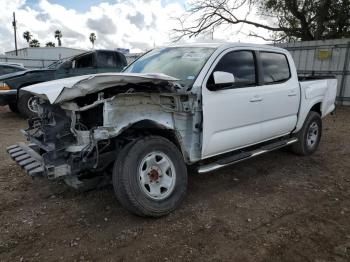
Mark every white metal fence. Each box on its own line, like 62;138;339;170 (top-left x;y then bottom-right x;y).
277;38;350;105
0;55;57;69
0;53;141;70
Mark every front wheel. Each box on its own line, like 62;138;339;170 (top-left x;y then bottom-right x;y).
113;136;188;217
17;93;38;118
292;111;322;156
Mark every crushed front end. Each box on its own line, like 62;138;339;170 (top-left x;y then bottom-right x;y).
7;101;116;188
7;73;200;189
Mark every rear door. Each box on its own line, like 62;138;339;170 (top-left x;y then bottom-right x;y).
201;49;264;158
257;51;300;140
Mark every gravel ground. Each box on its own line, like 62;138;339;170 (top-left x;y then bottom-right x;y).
0;105;349;262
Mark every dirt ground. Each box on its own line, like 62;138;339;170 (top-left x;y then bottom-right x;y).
0;106;349;262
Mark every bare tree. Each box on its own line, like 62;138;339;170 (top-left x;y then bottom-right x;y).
173;0;350;42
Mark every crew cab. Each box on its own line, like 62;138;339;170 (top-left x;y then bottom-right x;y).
7;43;337;217
0;50;127;117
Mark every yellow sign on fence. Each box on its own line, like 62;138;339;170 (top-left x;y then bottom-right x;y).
316;49;332;60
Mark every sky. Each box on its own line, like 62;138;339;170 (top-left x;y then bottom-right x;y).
0;0;268;54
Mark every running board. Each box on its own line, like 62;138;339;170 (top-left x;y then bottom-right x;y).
198;138;298;174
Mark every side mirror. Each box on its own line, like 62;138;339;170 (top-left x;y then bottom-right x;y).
213;71;235;85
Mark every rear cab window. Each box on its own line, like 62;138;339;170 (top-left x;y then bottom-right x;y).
97;51;127;70
73;53;95;68
260;52;291;84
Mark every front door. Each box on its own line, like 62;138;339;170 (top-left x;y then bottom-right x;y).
201;49;263;159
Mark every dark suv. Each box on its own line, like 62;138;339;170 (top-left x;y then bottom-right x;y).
0;50;127;117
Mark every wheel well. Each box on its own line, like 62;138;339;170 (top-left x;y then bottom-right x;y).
310;102;321;115
19;82;42;88
117;120;184;156
17;82;42;100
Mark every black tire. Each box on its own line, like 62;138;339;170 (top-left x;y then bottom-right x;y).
8;103;19;113
17;93;38;118
291;111;322;156
113;136;188;217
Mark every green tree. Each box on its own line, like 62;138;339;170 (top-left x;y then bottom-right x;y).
29;39;40;47
54;30;63;46
46;42;56;47
89;32;96;48
23;31;32;46
174;0;350;42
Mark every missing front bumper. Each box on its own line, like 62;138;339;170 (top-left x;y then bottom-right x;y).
7;143;44;177
7;143;71;179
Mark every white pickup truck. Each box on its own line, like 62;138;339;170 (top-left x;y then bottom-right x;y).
7;43;337;217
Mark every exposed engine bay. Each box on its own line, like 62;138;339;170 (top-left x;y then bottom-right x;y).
11;73;201;189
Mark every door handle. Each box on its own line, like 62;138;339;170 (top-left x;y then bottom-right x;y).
250;96;263;102
288;91;297;97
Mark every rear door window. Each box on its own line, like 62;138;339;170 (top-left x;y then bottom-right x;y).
260;52;291;84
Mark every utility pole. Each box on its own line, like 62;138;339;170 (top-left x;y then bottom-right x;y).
12;12;18;56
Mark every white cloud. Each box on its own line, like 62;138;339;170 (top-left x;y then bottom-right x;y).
0;0;268;54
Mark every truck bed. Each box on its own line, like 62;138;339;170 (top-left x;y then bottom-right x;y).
294;77;337;133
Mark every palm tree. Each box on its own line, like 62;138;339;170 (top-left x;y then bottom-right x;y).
29;39;40;47
89;33;96;48
54;30;62;46
23;31;32;46
46;42;55;47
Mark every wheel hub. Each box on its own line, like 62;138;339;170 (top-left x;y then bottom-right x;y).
148;167;162;182
27;96;38;113
307;122;319;148
138;151;176;200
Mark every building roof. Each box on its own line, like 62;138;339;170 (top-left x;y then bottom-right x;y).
5;46;87;54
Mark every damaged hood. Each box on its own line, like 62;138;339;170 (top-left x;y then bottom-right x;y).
21;73;179;104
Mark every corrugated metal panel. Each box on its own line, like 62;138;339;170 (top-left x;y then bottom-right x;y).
277;38;350;105
0;56;57;69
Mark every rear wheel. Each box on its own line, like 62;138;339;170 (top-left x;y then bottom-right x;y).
292;111;322;156
17;93;38;118
113;136;188;217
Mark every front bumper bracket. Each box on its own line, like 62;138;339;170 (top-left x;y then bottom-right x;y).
7;143;44;177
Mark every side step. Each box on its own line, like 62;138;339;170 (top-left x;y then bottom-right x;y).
198;138;298;174
7;143;44;177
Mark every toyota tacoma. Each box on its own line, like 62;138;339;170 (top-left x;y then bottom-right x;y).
7;43;337;217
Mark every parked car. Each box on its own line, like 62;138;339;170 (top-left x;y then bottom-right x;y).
0;50;127;117
7;43;337;217
0;62;26;76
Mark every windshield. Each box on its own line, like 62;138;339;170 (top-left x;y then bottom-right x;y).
47;59;66;69
124;47;215;88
